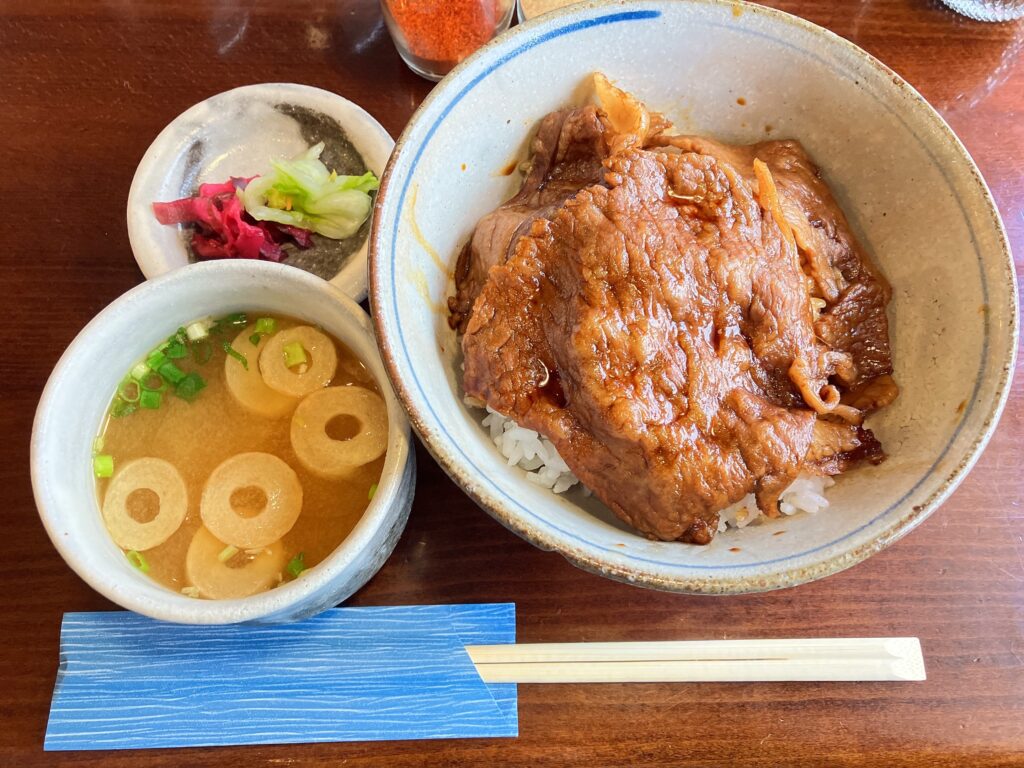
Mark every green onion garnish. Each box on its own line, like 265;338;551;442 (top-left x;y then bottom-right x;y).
93;454;114;478
126;550;150;573
217;545;239;563
368;483;378;501
113;313;253;419
286;552;306;578
191;339;213;365
139;389;162;410
129;361;150;382
117;378;141;403
164;338;188;360
158;361;186;384
222;342;249;370
283;341;308;369
145;349;167;371
249;333;262;346
174;372;207;403
255;317;277;335
92;436;105;455
181;586;200;598
111;400;137;418
140;372;167;392
185;319;213;341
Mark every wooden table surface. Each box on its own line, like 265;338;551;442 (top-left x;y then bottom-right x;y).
2;1;1022;765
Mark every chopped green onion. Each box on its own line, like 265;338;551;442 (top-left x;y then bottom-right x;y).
174;372;207;403
140;372;167;392
145;349;167;371
139;389;162;410
92;436;105;455
126;550;150;573
158;361;186;384
368;483;378;501
255;317;277;335
164;338;188;359
93;454;114;478
222;342;249;370
224;312;248;327
117;378;141;403
249;333;262;346
286;552;306;578
186;318;214;341
191;339;213;365
129;361;150;382
217;545;239;563
111;400;137;418
283;341;308;368
181;586;200;598
111;317;231;418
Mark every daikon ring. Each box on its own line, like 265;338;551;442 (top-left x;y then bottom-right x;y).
101;457;188;551
224;325;297;417
290;386;388;477
200;452;302;548
259;326;337;398
185;526;286;599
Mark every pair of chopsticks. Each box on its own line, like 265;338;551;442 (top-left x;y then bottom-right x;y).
466;638;925;683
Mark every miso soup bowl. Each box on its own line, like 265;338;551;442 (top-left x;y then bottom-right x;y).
32;260;415;624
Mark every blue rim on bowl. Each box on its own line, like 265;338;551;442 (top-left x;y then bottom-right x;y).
369;0;1018;593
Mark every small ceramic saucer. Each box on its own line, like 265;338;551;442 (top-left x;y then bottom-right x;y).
127;83;394;302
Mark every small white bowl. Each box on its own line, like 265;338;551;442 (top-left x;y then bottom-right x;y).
127;83;394;302
371;0;1018;593
32;261;415;624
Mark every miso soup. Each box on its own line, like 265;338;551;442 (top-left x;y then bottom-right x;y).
93;313;387;599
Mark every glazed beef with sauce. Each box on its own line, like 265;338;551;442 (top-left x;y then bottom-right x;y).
448;104;609;331
453;77;897;543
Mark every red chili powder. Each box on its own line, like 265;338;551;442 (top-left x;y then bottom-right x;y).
386;0;504;66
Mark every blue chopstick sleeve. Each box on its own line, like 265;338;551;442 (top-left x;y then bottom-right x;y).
45;603;517;750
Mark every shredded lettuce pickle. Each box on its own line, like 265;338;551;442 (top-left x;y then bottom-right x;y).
242;142;379;239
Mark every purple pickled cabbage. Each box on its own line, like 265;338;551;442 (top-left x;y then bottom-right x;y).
152;176;314;262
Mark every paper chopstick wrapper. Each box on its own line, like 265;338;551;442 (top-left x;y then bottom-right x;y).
45;604;517;751
468;637;925;683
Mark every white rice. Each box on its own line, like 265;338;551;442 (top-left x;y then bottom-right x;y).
469;400;580;493
468;399;833;531
715;473;835;533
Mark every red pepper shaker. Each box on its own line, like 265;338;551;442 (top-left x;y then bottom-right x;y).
380;0;516;81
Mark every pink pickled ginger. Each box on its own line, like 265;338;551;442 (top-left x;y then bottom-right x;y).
153;177;313;262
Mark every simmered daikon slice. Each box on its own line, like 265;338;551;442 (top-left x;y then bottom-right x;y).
290;386;387;477
259;326;337;398
102;457;188;551
200;452;302;548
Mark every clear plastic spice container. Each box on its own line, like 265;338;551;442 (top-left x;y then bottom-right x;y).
380;0;516;81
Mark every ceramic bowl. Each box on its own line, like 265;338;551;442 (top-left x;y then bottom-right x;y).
370;0;1018;593
127;83;394;302
32;261;415;623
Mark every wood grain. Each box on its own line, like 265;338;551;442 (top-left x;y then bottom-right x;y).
1;1;1021;766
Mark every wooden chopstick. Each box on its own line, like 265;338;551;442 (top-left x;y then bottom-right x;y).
465;638;925;683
